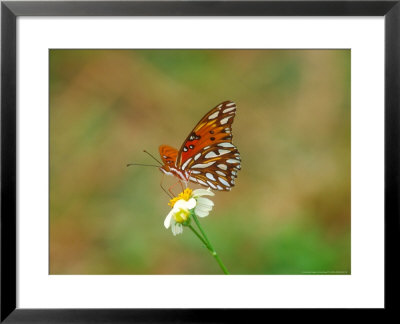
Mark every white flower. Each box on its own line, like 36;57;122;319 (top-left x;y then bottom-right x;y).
164;198;196;228
164;187;215;235
192;188;215;218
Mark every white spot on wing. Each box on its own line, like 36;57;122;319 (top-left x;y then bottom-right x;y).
217;164;227;170
218;149;230;155
192;161;216;168
181;158;192;170
217;185;223;190
216;171;225;176
226;102;236;107
208;111;219;120
218;177;230;187
207;181;217;189
205;151;218;159
194;153;201;160
206;173;216;181
198;179;207;186
218;143;234;148
220;115;233;125
223;107;236;113
227;159;240;164
190;170;201;174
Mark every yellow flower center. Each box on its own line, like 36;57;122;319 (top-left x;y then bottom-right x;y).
173;208;190;224
168;188;193;207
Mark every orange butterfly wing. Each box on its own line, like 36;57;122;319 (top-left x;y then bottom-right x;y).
159;145;178;171
176;101;241;191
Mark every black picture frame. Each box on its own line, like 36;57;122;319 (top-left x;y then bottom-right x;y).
1;0;399;321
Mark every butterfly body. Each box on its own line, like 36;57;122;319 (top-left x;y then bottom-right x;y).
159;101;241;191
159;146;190;182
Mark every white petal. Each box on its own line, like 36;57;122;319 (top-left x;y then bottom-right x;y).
164;209;174;229
192;188;215;198
194;195;214;217
196;197;214;208
185;198;197;210
196;206;212;215
171;223;177;235
173;199;188;209
173;198;196;210
195;206;213;213
195;209;211;217
172;223;183;236
195;208;210;217
195;203;212;212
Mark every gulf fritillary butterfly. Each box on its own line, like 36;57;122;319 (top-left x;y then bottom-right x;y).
159;100;241;191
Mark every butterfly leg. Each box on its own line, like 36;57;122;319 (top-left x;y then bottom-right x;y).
168;179;185;197
160;174;174;199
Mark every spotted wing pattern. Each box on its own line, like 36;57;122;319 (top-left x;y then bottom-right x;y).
176;101;241;191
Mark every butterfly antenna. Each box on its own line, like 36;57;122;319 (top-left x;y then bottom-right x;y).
143;150;163;166
126;163;160;168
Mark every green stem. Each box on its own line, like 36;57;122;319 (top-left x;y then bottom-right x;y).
188;225;209;249
191;213;230;275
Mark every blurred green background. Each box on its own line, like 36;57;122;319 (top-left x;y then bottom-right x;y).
49;49;350;274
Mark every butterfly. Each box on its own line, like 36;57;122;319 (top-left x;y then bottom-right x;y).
158;100;241;191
